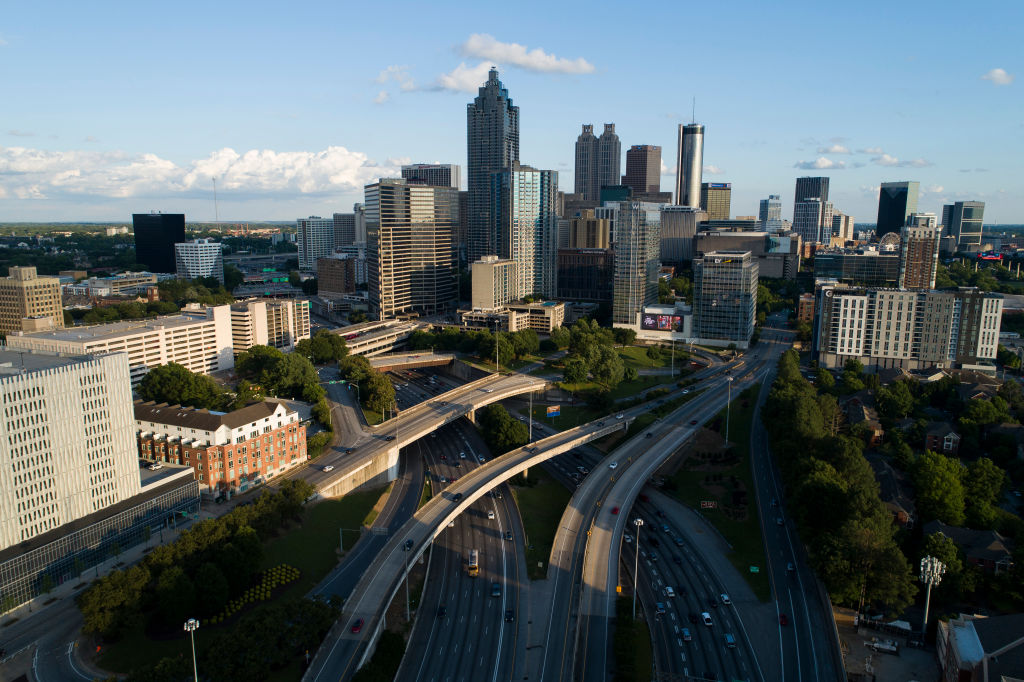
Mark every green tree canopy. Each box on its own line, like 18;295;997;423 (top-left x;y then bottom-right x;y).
913;450;967;525
137;362;226;410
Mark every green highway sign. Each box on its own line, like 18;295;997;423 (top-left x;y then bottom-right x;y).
749;566;759;573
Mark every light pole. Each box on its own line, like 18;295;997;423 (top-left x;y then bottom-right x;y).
725;377;735;443
183;618;199;682
632;518;644;619
494;320;501;375
919;556;946;637
404;547;411;621
670;339;675;378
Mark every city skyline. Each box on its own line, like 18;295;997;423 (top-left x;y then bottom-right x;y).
1;0;1021;222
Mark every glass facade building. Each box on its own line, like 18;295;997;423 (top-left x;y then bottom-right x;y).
876;181;920;237
675;124;704;208
813;251;901;287
132;213;185;274
491;163;559;299
758;195;783;232
943;201;985;253
692;250;758;346
612;202;661;325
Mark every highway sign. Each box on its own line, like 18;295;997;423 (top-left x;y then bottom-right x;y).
701;500;718;509
547;405;560;417
749;566;759;573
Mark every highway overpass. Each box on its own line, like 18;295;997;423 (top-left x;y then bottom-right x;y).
303;414;636;681
368;351;455;372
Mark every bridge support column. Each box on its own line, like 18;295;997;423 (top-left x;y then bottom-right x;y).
466;408;475;424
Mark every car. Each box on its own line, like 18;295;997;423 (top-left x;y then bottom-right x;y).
709;597;718;609
487;510;495;520
322;465;334;472
147;463;163;471
611;506;620;515
771;497;778;507
491;582;501;597
682;389;690;394
776;517;784;526
649;552;659;562
656;602;666;615
351;618;364;633
503;608;516;622
702;612;713;626
662;524;671;533
623;533;633;543
495;491;503;499
577;467;590;474
720;593;731;605
437;606;447;618
438;476;447;483
645;432;653;439
453;461;461;468
504;530;513;541
786;562;795;572
452;492;463;502
447;520;455;528
597;421;605;426
459;452;467;459
674;537;684;547
385;435;396;441
690;419;698;425
724;633;736;648
404;539;414;551
656;510;665;518
478;456;486;463
616;414;625;419
518;416;526;422
609;461;618;469
779;613;788;626
682;627;692;642
665;586;675;598
440;454;447;460
688;612;699;624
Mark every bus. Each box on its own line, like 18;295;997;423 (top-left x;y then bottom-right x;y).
467;549;480;577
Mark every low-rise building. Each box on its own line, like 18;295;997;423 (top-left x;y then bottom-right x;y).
135;400;307;494
937;613;1024;682
460;300;566;334
924;520;1015;573
0;266;65;334
925;421;961;455
182;299;310;354
797;293;816;323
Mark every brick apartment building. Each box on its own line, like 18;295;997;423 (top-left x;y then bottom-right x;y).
135;400;307;493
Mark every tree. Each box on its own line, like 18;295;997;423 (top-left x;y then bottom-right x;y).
511;329;540;359
612;327;637;346
137;363;225;410
224;264;244;291
591;344;624;388
913;450;967;524
963;457;1006;528
478;404;528;454
194;562;229;618
563;357;588;384
550;325;571;349
877;380;915;421
312;399;332;429
816;368;835;391
624;366;639;382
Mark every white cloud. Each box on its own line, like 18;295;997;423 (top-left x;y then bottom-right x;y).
981;68;1014;86
460;34;595;74
794;157;847;170
703;165;724;175
7;130;34;137
817;144;850;154
373;90;390;104
857;146;884;154
871;153;932;168
0;144;400;200
434;62;493;93
659;160;675;176
922;184;944;194
375;65;416;91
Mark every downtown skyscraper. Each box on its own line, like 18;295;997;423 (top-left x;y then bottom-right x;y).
574;124;620;203
622;145;661;196
794;176;830;208
876;181;919;238
467;68;519;263
674;123;704;207
492;163;559;299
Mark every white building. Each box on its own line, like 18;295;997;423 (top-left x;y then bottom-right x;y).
297;216;336;271
175;238;225;283
471;256;518;310
6;306;235;385
224;299;310;353
0;350;141;551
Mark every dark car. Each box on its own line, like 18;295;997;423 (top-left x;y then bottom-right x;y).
385;435;396;441
437;605;447;618
504;609;515;622
404;539;414;551
690;419;698;425
709;597;718;609
779;613;788;626
350;618;364;633
645;432;653;438
491;583;501;597
611;506;620;515
452;492;463;502
504;530;513;541
673;555;682;566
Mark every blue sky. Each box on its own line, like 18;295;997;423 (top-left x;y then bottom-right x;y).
1;0;1021;223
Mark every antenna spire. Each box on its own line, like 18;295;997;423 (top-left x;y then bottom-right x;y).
691;97;696;124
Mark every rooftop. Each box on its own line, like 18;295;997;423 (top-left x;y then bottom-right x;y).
0;348;95;375
134;400;289;432
8;312;217;343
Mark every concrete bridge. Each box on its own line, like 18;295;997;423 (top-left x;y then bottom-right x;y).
368;351;455;372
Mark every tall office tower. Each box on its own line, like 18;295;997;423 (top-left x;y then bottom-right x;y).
623;145;661;195
660;206;706;263
597;124;621;198
821;201;835;241
175;238;225;283
700;182;732;220
365;178;459;320
0;266;64;334
297;216;336;270
793;177;830;208
316;255;357;296
876;181;920;237
333;212;356;248
574;124;598;201
758;195;783;232
471;255;518;309
612;202;661;325
793;198;827;244
675;123;704;207
567;208;612;249
832;212;855;242
467;67;519;264
132;212;185;273
353;203;367;243
401;163;461;189
693;250;759;347
492;163;559;299
943;201;985;253
899;225;941;290
0;349;140;551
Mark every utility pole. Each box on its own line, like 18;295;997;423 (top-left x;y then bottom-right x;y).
725;377;734;443
632;518;644;619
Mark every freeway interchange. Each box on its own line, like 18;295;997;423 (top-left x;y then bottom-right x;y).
303;327;842;682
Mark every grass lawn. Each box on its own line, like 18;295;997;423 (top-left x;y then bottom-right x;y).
510;467;572;580
418;477;432;510
608;374;679;400
664;385;771;602
617;345;689;370
363;406;384;426
98;487;385;674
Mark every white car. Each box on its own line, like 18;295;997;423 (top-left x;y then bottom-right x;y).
487;510;496;520
322;465;334;472
616;414;625;419
609;461;618;469
720;593;731;605
702;612;713;626
459;452;467;459
147;462;162;471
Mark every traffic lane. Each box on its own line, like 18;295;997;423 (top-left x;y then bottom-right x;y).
2;599;88;682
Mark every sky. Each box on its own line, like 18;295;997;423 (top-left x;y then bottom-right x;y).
1;0;1022;224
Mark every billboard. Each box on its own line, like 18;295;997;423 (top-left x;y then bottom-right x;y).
641;313;684;331
546;405;560;417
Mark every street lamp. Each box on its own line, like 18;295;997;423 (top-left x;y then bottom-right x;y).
725;377;735;443
919;556;946;637
494;320;501;375
632;518;644;619
183;618;200;682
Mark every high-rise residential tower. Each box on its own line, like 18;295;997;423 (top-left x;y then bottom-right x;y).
758;195;783;232
401;163;461;189
132;212;185;273
943;201;985;253
793;198;827;244
623;145;661;196
794;177;830;209
297;216;336;270
467;68;519;263
612;202;661;325
899;225;941;290
492;163;559;299
333;212;356;248
365;178;459;320
675;123;704;207
876;181;920;237
175;238;225;283
700;182;732;220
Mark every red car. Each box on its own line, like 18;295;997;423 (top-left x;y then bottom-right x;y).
779;614;788;626
351;618;364;633
611;506;620;515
